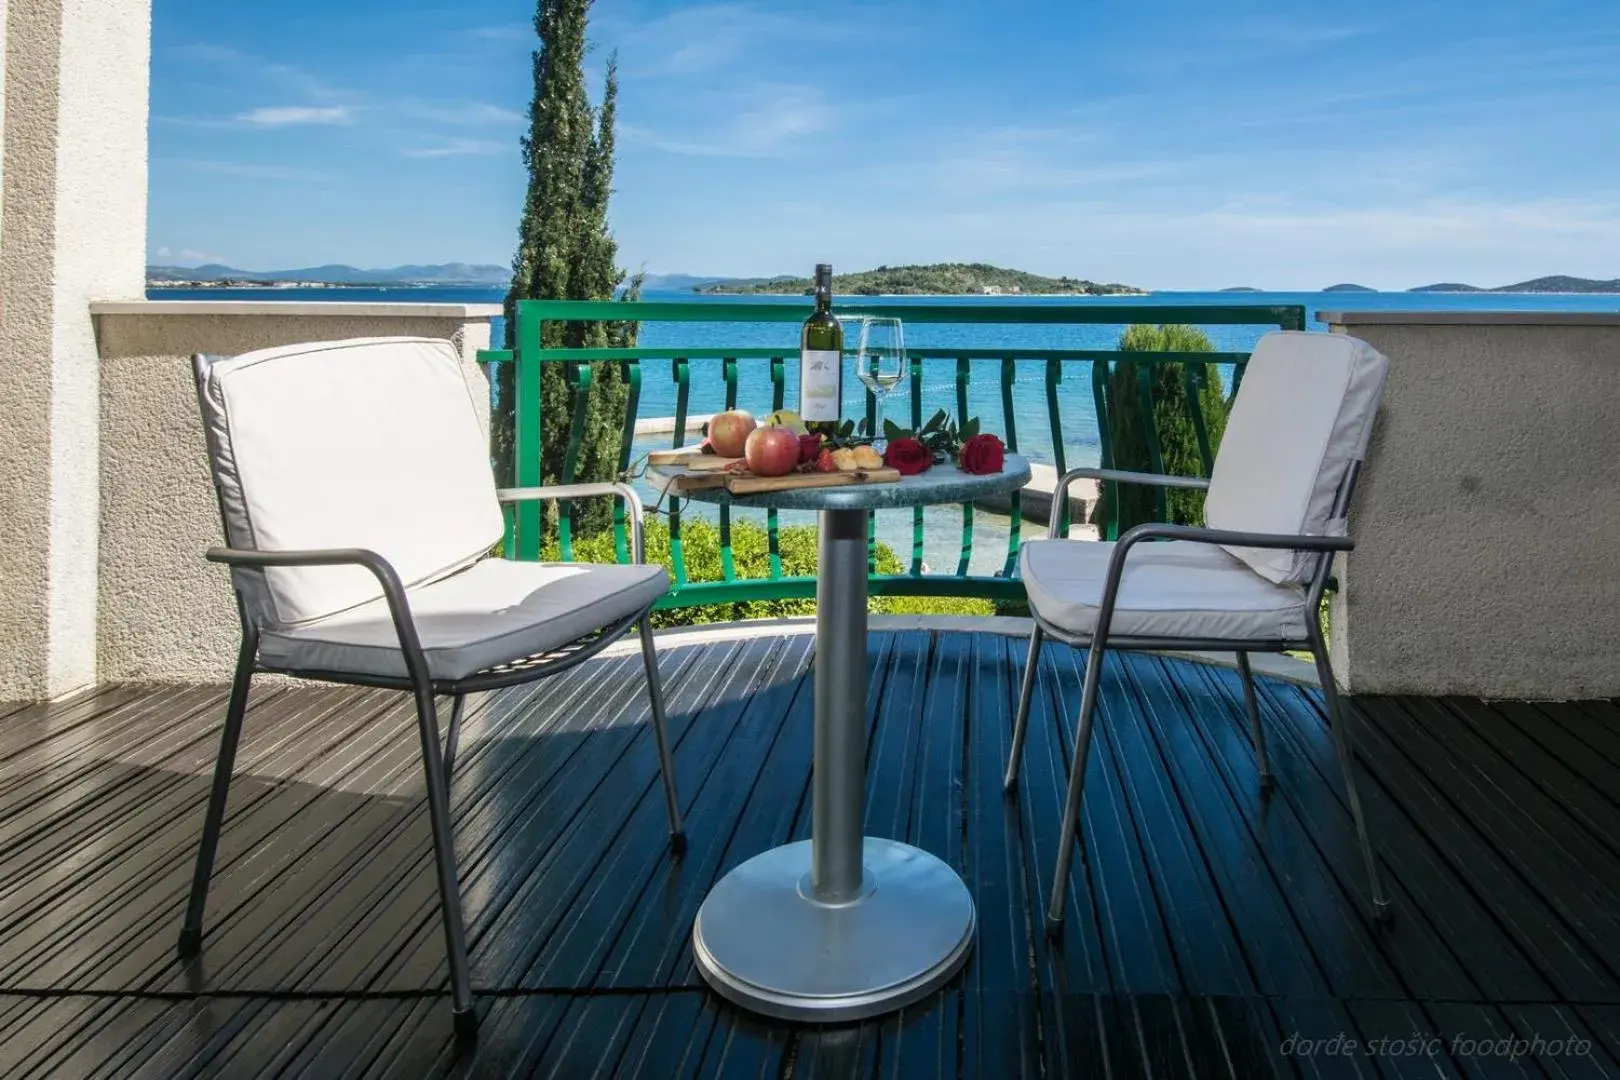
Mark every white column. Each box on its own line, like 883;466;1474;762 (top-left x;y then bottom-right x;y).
0;0;150;699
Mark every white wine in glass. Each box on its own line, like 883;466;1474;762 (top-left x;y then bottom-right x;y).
856;317;905;448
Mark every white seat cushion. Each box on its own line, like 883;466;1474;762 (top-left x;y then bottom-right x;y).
259;558;669;682
1204;332;1388;585
195;338;504;627
1020;538;1310;642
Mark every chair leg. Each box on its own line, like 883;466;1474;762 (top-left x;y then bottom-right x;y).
1046;642;1107;937
1004;625;1045;793
179;628;259;957
443;694;466;790
1307;628;1393;925
639;616;686;852
409;686;476;1034
1235;652;1274;795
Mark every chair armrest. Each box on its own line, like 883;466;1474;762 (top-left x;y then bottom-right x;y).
1114;522;1352;554
1081;523;1352;646
1051;468;1211;538
495;482;648;563
206;546;431;684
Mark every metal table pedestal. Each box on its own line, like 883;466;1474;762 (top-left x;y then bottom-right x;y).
691;508;976;1022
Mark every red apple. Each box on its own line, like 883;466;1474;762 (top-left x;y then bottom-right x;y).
708;409;757;458
744;425;801;477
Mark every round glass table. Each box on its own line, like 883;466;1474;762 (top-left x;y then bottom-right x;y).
670;454;1032;1022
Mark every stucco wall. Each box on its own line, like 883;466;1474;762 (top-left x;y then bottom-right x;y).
0;0;150;700
92;303;498;683
1322;313;1620;699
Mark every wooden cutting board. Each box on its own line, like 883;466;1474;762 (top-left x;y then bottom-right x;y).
670;467;903;495
646;447;743;470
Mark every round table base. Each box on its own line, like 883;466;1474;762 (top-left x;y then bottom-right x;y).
692;838;976;1023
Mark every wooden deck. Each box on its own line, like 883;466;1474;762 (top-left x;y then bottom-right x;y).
2;628;1618;1078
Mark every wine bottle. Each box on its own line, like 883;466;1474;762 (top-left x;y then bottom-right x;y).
799;263;843;438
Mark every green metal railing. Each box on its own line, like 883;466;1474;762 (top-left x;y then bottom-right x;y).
478;299;1306;611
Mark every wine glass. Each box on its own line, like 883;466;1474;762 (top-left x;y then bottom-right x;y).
856;317;905;450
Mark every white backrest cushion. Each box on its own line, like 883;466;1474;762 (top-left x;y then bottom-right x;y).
1204;332;1388;584
196;337;503;626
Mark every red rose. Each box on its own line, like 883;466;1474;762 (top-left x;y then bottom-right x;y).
798;433;823;464
884;437;932;476
958;433;1005;475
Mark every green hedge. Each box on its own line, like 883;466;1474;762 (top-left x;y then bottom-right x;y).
542;515;996;628
1095;323;1231;535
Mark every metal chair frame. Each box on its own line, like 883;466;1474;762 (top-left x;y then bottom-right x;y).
181;357;682;1040
1004;466;1392;935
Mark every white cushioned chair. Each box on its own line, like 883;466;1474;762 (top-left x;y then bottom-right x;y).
1005;331;1393;934
182;337;683;1037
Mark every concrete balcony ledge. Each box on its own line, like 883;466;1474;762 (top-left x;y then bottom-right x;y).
91;299;503;319
1318;309;1620;327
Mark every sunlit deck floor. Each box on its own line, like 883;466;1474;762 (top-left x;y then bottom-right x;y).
2;628;1619;1079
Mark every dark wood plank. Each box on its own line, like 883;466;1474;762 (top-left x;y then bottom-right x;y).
3;637;1620;1080
1253;678;1562;1005
1179;660;1472;1002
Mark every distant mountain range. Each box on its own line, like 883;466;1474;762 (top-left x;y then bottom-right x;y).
697;263;1144;296
1409;275;1620;293
147;264;1620;295
147;263;511;286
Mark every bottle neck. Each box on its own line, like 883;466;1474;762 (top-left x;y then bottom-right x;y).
814;266;832;314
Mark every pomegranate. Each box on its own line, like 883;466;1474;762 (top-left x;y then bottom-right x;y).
707;410;757;458
744;425;801;477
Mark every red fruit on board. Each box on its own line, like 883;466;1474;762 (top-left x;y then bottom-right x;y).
815;448;837;473
798;433;823;464
708;410;757;458
744;425;801;477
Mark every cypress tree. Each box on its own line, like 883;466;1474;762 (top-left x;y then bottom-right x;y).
499;0;637;536
1094;324;1231;535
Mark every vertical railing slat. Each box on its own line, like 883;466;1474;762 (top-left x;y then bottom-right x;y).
1000;356;1021;577
669;357;691;587
955;356;974;576
557;360;593;561
1184;362;1215;478
909;350;924;575
1045;358;1069;538
514;311;544;560
614;357;641;564
1092;359;1115;540
767;357;785;579
865;377;877;573
719;357;738;581
1136;362;1168;522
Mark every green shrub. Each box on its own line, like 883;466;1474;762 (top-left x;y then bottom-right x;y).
1095;324;1230;535
543;516;996;628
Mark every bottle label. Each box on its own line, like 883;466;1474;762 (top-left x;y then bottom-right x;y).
800;349;841;421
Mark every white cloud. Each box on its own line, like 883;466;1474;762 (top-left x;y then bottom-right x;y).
603;4;848;79
237;106;352;126
152;246;228;266
624;83;832;158
399;138;508;159
406;102;524;126
171;158;333;182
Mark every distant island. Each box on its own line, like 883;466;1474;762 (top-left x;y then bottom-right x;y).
697;263;1145;296
1324;283;1375;292
147;262;511;288
1410;275;1620;294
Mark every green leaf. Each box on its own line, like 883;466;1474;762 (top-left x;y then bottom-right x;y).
883;418;908;440
964;417;980;439
923;409;948;433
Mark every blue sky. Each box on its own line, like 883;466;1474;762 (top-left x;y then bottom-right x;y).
149;0;1619;289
